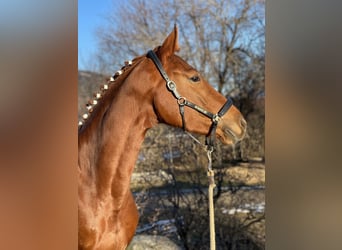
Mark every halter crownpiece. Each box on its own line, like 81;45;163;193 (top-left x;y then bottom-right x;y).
146;50;233;149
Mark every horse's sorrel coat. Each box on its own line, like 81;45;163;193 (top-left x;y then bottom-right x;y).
78;26;247;249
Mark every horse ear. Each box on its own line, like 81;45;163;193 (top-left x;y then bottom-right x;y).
159;24;180;62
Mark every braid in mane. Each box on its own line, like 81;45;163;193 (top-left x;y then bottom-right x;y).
78;59;136;129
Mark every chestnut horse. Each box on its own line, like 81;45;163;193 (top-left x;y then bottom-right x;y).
78;26;246;249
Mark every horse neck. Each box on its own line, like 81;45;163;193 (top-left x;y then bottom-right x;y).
78;65;158;203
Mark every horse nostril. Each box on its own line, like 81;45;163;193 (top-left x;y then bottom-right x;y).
240;118;247;129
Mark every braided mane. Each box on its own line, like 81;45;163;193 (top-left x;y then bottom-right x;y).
78;56;144;130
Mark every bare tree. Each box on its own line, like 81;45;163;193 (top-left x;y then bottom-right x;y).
95;0;264;97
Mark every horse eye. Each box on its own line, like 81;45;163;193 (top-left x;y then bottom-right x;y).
190;75;200;83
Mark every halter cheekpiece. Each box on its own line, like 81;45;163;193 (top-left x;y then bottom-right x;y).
147;50;233;150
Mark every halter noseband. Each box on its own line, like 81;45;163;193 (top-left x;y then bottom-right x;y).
147;50;233;149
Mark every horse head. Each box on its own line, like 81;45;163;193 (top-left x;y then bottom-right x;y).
149;26;247;145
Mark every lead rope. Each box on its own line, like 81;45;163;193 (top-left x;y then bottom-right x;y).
185;132;216;250
207;148;216;250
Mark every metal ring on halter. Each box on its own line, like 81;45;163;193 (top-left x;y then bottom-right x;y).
212;114;221;124
177;97;187;106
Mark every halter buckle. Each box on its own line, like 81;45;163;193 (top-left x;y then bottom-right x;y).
167;81;176;91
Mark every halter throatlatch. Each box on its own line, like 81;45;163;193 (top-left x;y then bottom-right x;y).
147;50;233;150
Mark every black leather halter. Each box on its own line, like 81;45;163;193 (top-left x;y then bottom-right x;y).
147;50;233;149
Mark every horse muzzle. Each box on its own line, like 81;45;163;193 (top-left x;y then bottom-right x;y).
220;116;247;145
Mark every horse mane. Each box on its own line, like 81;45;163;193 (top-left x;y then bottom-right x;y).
78;55;146;132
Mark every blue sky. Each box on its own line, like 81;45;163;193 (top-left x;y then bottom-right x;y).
78;0;122;70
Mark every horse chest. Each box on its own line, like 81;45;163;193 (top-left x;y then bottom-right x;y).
79;190;138;249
